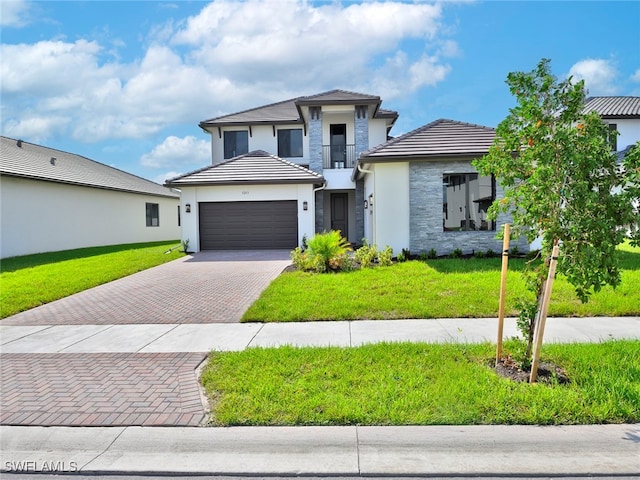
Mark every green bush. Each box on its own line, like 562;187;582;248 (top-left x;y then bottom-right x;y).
449;248;463;258
378;246;394;267
292;231;351;273
427;248;437;259
355;242;378;268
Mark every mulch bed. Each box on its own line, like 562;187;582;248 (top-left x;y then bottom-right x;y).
492;356;571;384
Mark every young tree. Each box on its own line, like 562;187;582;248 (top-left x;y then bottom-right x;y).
474;59;640;372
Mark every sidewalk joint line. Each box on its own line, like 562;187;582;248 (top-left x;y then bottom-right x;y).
78;426;128;472
349;321;353;348
0;325;55;346
246;323;265;349
57;324;115;352
136;323;180;352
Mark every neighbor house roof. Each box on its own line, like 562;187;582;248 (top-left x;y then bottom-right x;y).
583;96;640;118
199;89;398;128
358;119;496;162
165;150;325;187
0;136;178;198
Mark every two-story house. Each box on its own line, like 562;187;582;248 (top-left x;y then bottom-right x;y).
166;90;397;251
583;96;640;154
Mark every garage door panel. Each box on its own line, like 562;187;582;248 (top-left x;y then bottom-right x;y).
199;201;298;250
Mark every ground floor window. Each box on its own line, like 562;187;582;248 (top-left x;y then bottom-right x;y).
146;202;159;227
443;173;495;231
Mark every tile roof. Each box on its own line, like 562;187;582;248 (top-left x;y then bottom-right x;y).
0;136;178;198
583;96;640;118
359;119;496;161
199;89;398;127
165;150;325;186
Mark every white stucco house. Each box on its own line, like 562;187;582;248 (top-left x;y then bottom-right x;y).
1;136;181;259
166;90;397;251
167;92;640;255
583;96;640;152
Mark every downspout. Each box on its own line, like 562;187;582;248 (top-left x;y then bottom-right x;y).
356;163;375;246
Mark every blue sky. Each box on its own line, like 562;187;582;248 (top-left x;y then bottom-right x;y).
2;0;639;184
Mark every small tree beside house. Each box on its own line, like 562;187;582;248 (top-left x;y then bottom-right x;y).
474;59;640;377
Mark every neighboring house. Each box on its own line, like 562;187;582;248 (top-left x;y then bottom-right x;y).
353;119;527;255
583;96;640;152
167;90;397;251
0;136;180;259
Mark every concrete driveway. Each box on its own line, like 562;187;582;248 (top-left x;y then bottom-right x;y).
2;250;291;326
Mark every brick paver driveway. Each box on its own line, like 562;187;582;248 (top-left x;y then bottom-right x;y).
3;250;291;325
1;250;290;427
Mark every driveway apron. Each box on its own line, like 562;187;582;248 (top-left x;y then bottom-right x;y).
1;251;290;427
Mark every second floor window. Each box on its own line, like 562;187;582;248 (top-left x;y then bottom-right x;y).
278;129;303;157
224;131;248;159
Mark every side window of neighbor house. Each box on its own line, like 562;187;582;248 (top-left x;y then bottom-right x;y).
223;131;249;159
607;123;618;151
277;129;303;157
146;203;159;227
442;174;495;231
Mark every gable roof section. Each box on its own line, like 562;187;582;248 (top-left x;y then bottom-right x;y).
0;136;178;198
583;96;640;119
165;150;325;187
199;89;398;128
359;119;496;162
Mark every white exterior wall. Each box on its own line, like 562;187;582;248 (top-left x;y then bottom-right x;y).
368;118;390;149
0;176;180;258
364;162;410;254
605;118;640;150
209;124;310;165
177;183;316;252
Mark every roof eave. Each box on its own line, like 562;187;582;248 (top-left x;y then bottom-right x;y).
165;178;325;188
2;171;179;198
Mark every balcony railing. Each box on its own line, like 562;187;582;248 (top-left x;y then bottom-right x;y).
322;144;355;169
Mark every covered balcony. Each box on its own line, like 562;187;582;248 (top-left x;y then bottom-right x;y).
322;144;356;169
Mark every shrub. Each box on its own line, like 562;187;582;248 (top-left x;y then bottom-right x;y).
418;252;429;262
291;231;351;273
306;231;351;272
486;248;496;258
449;248;463;258
378;246;394;267
473;250;485;259
355;242;378;268
427;248;437;259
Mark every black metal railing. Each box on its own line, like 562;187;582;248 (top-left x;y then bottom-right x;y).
322;144;355;169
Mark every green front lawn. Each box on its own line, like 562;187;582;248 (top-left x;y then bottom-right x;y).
242;243;640;322
201;340;640;426
1;241;184;318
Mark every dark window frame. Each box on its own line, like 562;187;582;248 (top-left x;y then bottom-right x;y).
223;130;249;159
146;202;159;227
277;128;303;158
442;173;496;232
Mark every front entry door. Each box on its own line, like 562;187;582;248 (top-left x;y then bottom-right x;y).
331;193;348;237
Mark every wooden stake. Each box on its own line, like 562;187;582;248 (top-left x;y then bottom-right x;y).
496;224;511;364
529;241;560;383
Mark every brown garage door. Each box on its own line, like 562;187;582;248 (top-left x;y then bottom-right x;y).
199;201;298;250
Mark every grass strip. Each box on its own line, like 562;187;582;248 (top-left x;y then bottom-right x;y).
201;340;640;426
242;244;640;321
1;240;183;318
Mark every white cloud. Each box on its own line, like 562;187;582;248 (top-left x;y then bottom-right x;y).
3;115;71;142
568;58;619;95
0;1;456;143
153;170;185;185
631;69;640;83
0;0;31;27
141;135;210;169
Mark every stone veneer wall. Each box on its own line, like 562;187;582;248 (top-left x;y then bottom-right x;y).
308;107;324;233
408;160;529;255
354;106;369;243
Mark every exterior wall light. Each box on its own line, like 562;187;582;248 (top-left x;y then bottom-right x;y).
368;194;373;207
185;203;191;213
364;200;368;209
303;201;308;211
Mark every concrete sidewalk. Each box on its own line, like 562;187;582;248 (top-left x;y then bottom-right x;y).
2;424;639;476
2;316;639;353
